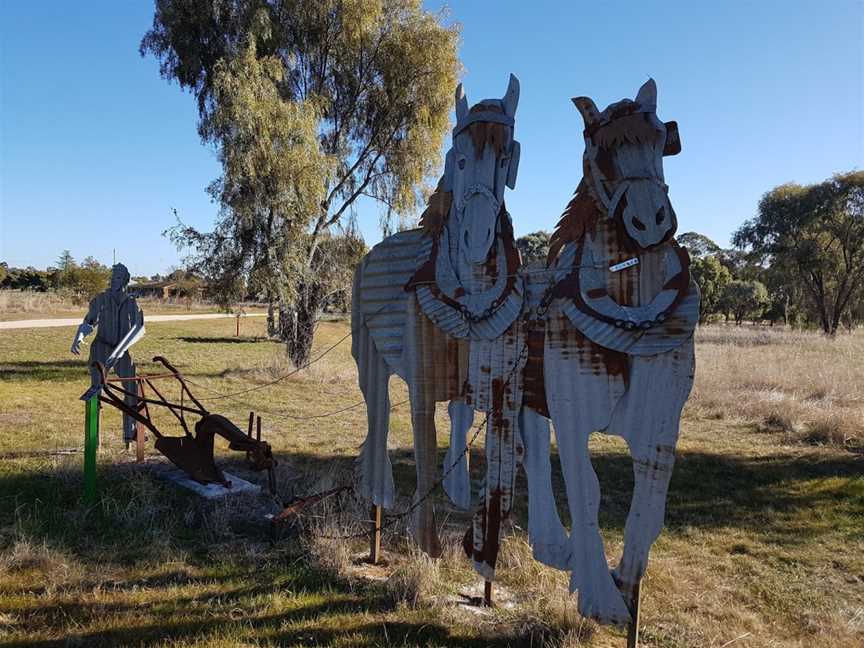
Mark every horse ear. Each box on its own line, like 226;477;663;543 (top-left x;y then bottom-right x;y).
502;73;519;117
663;121;681;156
455;83;469;122
506;140;520;189
571;96;599;127
442;149;454;192
635;78;657;110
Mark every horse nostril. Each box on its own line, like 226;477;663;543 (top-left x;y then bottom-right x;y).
655;206;665;225
632;216;646;231
487;228;491;239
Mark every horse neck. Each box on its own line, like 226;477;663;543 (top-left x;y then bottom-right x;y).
442;216;505;294
584;218;671;308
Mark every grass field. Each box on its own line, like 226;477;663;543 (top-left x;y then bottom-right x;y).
0;291;266;322
0;318;861;647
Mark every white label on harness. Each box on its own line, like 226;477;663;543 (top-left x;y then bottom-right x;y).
609;258;639;272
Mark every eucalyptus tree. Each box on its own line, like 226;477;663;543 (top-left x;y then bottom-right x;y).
143;0;459;365
734;172;864;335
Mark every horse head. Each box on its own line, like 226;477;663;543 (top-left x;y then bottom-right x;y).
445;74;521;265
572;79;681;248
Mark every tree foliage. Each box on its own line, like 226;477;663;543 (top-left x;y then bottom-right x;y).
690;255;731;324
1;253;111;301
721;280;769;325
734;171;864;335
516;230;551;266
144;0;460;365
677;231;720;260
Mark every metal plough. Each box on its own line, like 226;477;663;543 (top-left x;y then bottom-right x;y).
93;355;277;492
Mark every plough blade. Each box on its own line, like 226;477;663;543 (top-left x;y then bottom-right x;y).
155;435;227;486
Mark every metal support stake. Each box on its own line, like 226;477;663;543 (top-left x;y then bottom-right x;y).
369;504;382;564
135;383;145;463
483;580;493;607
83;396;100;504
626;580;642;648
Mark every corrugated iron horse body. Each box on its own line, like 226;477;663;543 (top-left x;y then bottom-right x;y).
352;75;524;578
520;79;699;625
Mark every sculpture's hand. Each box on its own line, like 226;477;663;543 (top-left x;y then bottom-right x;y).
71;323;93;356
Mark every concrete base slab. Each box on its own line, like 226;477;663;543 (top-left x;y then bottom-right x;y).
154;465;261;499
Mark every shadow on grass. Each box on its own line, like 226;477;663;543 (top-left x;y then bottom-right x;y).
269;444;863;548
0;359;88;382
1;443;861;646
173;336;273;344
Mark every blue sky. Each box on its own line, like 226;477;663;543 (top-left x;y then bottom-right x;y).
1;1;861;277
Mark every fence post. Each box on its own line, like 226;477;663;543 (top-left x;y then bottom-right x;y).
626;580;642;648
83;395;100;504
135;383;145;463
369;504;382;564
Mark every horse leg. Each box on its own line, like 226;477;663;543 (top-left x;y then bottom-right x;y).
611;346;694;598
468;402;518;581
409;390;442;557
556;423;631;625
614;438;676;599
354;320;396;508
520;406;570;569
443;399;474;510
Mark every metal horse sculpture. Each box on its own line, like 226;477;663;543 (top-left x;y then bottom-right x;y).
520;79;700;624
352;75;524;578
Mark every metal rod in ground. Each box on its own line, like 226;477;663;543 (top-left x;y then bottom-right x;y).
83;396;99;503
627;580;642;648
483;580;493;607
135;383;145;463
369;504;382;564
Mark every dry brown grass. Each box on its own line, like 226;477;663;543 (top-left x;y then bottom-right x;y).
0;289;256;321
689;325;864;448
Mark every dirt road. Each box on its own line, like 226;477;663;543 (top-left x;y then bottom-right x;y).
0;313;266;330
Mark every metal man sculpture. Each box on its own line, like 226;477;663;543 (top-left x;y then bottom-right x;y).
71;263;145;445
352;75;523;578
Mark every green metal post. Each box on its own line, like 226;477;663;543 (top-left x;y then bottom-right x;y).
83;396;99;503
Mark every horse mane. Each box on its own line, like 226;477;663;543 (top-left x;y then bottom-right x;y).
547;173;603;265
467;103;509;160
589;111;657;148
419;177;452;236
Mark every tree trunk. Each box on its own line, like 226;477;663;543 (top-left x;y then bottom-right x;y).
284;280;324;368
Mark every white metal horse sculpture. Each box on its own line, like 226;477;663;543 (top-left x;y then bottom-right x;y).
352;75;524;577
519;79;699;624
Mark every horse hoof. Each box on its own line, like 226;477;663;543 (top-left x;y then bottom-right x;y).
531;543;571;570
578;592;632;627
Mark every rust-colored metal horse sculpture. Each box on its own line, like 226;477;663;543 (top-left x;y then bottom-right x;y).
352;75;525;579
520;79;699;625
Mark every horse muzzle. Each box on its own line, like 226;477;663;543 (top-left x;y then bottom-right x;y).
458;184;500;264
613;179;676;248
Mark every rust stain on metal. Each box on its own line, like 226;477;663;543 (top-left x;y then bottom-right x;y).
522;321;549;417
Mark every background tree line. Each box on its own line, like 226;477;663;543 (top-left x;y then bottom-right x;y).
512;171;863;335
0;252;112;303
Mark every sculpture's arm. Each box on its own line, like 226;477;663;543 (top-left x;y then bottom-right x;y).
71;295;100;355
104;299;145;370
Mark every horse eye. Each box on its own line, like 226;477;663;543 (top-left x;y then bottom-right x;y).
458;159;466;170
656;206;666;225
